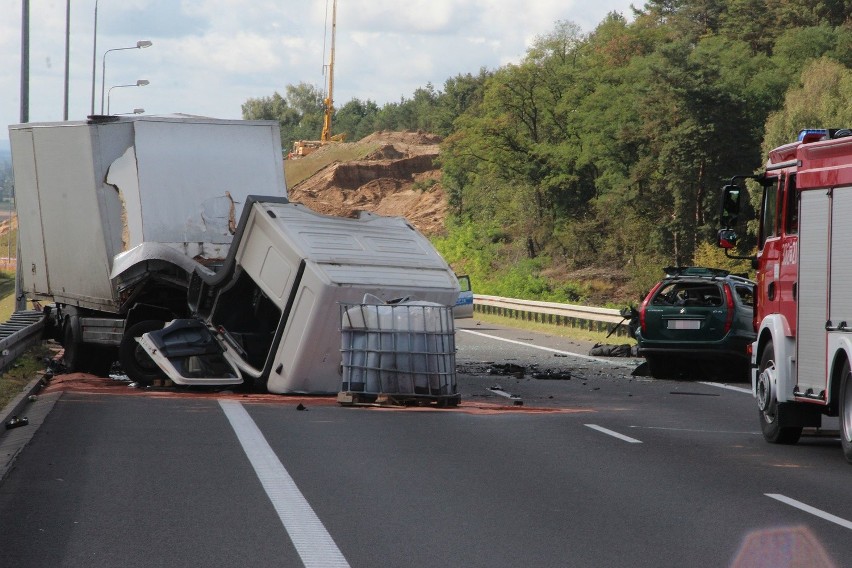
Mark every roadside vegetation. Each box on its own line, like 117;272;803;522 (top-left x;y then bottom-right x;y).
246;1;851;306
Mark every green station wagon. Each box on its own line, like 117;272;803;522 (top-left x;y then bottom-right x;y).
636;267;755;380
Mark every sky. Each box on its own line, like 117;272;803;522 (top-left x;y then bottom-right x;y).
1;1;637;144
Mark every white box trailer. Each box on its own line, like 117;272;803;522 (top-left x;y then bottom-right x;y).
9;116;286;377
139;198;460;394
11;115;286;310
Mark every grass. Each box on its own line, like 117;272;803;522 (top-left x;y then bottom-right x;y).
0;269;16;322
474;311;636;346
0;267;55;413
0;343;54;413
284;141;382;187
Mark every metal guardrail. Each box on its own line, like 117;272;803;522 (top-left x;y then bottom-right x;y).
0;310;46;372
473;295;630;337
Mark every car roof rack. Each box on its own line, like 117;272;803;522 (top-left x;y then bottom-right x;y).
663;266;730;279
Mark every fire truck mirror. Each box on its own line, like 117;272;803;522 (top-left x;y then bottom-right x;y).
717;228;738;250
719;185;741;228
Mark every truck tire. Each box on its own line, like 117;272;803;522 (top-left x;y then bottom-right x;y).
757;341;802;444
119;320;166;386
62;315;93;373
839;359;852;463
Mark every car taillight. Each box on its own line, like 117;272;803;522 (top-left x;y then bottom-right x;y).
723;283;735;333
640;282;663;333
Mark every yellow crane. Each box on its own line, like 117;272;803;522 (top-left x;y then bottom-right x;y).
290;0;343;158
320;0;337;143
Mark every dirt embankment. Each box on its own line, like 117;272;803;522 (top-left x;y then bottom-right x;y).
287;131;448;236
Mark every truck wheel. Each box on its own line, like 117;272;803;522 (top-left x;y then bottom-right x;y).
62;315;93;373
756;341;802;444
119;320;166;386
839;360;852;463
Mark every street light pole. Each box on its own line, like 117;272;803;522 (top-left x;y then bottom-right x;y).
90;0;98;116
107;80;149;115
100;40;152;115
63;0;70;120
20;0;29;123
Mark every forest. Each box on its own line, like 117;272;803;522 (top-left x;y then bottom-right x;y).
243;0;852;305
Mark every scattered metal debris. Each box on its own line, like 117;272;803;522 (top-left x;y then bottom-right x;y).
486;363;526;377
486;386;523;406
531;369;572;381
5;416;29;429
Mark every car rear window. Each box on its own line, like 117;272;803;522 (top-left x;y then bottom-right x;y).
651;281;723;307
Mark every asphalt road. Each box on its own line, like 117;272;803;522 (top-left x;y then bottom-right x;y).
0;318;850;567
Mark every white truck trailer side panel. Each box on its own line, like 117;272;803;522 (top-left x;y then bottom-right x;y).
797;189;830;394
12;124;119;309
132;120;285;251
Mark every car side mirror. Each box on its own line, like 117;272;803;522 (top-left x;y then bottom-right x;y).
717;228;738;250
719;184;741;229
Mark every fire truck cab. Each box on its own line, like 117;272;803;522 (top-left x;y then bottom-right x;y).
719;128;852;463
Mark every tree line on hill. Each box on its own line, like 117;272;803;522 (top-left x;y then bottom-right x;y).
243;0;852;302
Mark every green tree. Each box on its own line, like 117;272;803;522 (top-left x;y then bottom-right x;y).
763;57;852;153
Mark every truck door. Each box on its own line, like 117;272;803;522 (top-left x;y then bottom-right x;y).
9;130;50;295
778;175;799;334
757;176;783;318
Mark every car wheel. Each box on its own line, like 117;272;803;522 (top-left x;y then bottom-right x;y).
756;341;802;444
119;320;166;386
839;359;852;463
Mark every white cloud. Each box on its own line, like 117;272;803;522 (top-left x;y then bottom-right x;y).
1;0;635;139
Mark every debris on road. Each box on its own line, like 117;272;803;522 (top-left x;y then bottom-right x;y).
486;386;523;406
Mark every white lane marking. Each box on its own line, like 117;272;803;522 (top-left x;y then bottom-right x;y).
699;381;752;394
458;328;637;368
766;493;852;530
630;425;760;435
585;424;643;444
219;400;350;568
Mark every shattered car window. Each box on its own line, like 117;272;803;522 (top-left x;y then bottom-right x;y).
735;285;754;307
651;282;723;307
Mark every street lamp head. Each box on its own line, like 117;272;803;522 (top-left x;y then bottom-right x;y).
136;40;153;49
136;80;150;86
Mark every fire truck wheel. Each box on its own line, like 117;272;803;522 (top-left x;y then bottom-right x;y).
119;320;166;386
757;341;802;445
839;359;852;463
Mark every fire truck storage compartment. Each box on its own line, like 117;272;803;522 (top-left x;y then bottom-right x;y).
796;185;852;395
340;299;456;397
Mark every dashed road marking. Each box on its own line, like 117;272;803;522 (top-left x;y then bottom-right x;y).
585;423;643;443
699;381;752;394
766;493;852;530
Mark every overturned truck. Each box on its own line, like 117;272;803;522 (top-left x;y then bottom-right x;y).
9;116;459;393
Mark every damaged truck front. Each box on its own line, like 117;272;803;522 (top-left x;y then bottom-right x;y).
9;116;459;392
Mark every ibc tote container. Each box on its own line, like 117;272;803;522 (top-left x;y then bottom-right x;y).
340;298;459;406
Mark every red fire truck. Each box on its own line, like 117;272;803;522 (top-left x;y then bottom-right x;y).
718;128;852;462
